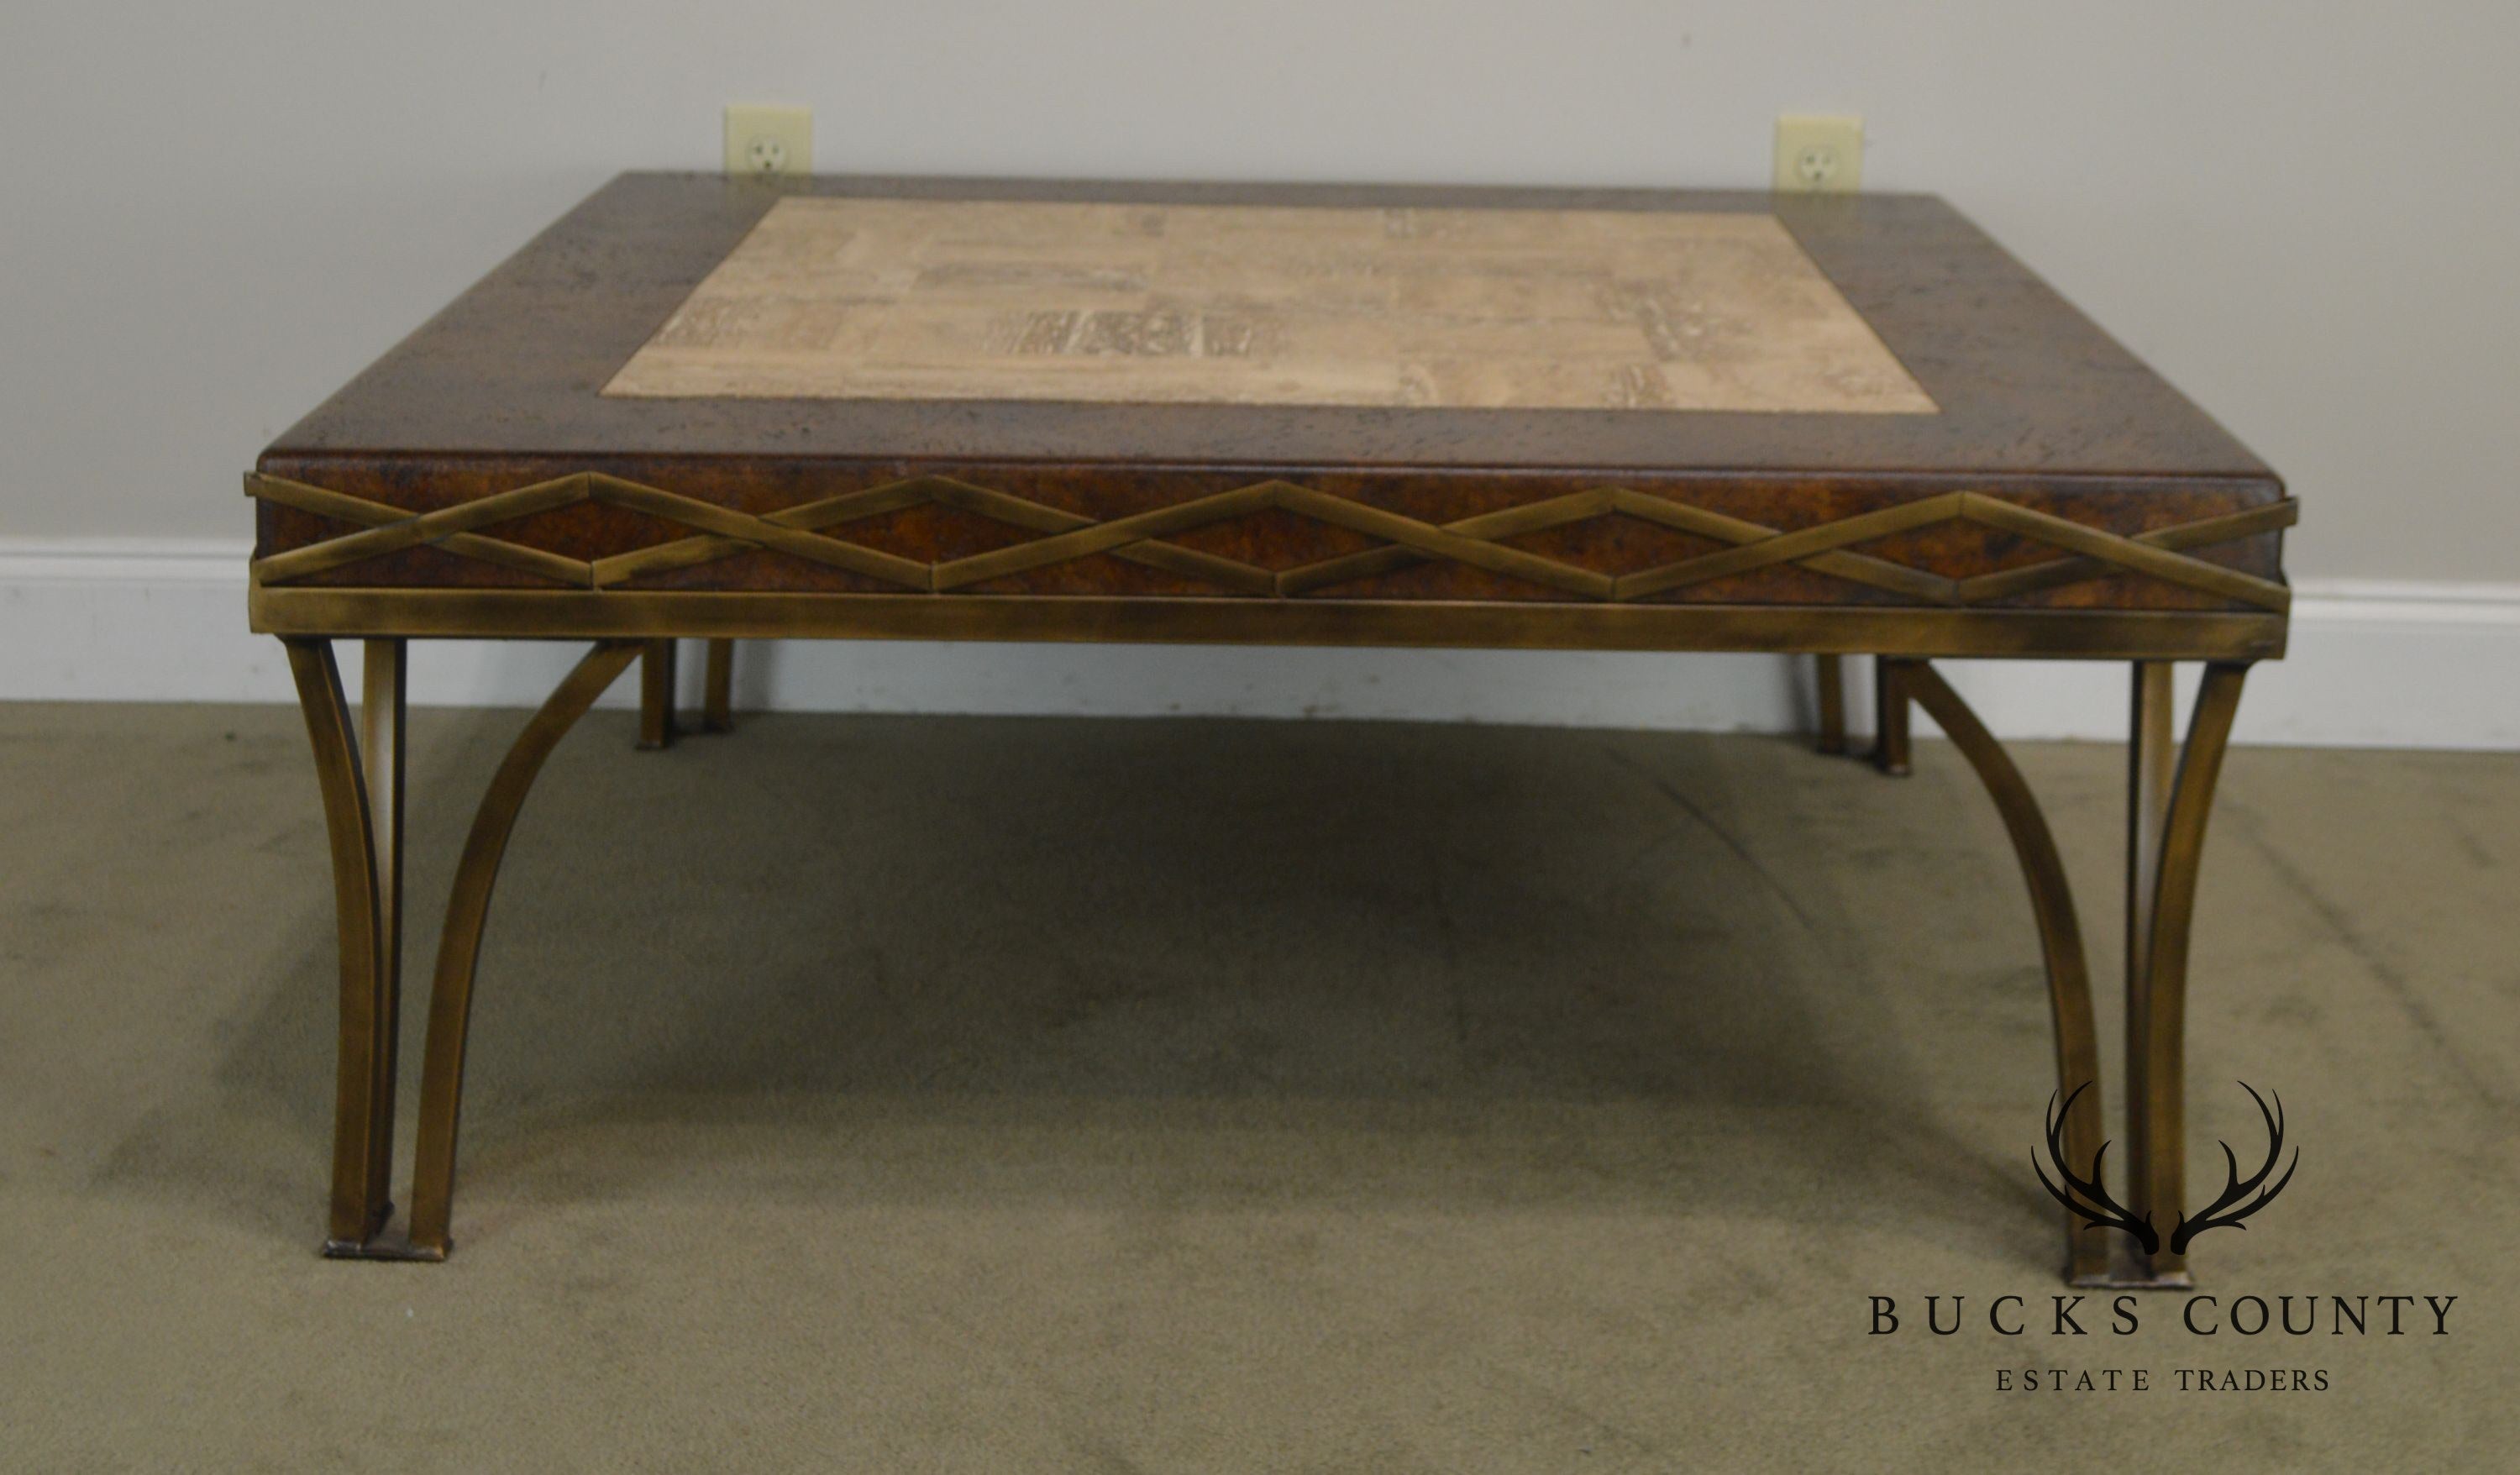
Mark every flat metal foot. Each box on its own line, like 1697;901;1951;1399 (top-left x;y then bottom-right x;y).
2072;1268;2196;1292
320;1209;449;1262
2068;1235;2196;1290
322;1231;450;1263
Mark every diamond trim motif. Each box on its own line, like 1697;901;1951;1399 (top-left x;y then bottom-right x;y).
248;472;2295;612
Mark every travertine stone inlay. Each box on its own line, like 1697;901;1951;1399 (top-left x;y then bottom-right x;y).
604;197;1938;413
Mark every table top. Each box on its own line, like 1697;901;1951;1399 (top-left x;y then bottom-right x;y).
248;173;2291;660
267;172;2268;480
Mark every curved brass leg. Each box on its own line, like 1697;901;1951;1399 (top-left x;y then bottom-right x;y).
1812;654;1847;755
285;639;400;1252
1872;655;1912;775
404;640;642;1257
359;640;407;1232
2123;664;2176;1273
2130;663;2250;1285
638;638;678;749
1898;661;2110;1284
702;638;736;732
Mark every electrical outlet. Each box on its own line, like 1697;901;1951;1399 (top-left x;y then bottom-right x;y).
1773;115;1862;193
724;104;811;177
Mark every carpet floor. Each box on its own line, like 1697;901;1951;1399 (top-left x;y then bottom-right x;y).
1;702;2512;1471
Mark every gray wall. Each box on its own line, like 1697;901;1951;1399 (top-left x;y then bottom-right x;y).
5;2;2515;581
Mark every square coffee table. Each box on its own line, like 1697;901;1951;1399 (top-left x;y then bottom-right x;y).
249;173;2291;1283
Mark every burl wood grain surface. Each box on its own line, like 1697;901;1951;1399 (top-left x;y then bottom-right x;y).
604;197;1939;414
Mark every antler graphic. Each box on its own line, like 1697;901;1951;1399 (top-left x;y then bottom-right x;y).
2168;1082;2300;1254
2032;1083;2159;1255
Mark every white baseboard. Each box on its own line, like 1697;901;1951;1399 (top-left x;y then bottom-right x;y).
3;538;2513;749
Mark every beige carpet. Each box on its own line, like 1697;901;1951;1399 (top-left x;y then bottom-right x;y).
1;701;2512;1471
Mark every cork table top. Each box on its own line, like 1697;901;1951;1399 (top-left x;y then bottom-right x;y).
601;197;1938;416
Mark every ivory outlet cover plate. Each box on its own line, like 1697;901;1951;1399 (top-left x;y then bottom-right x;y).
724;104;811;176
1774;115;1863;193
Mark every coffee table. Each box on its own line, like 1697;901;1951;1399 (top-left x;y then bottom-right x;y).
249;173;2291;1283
